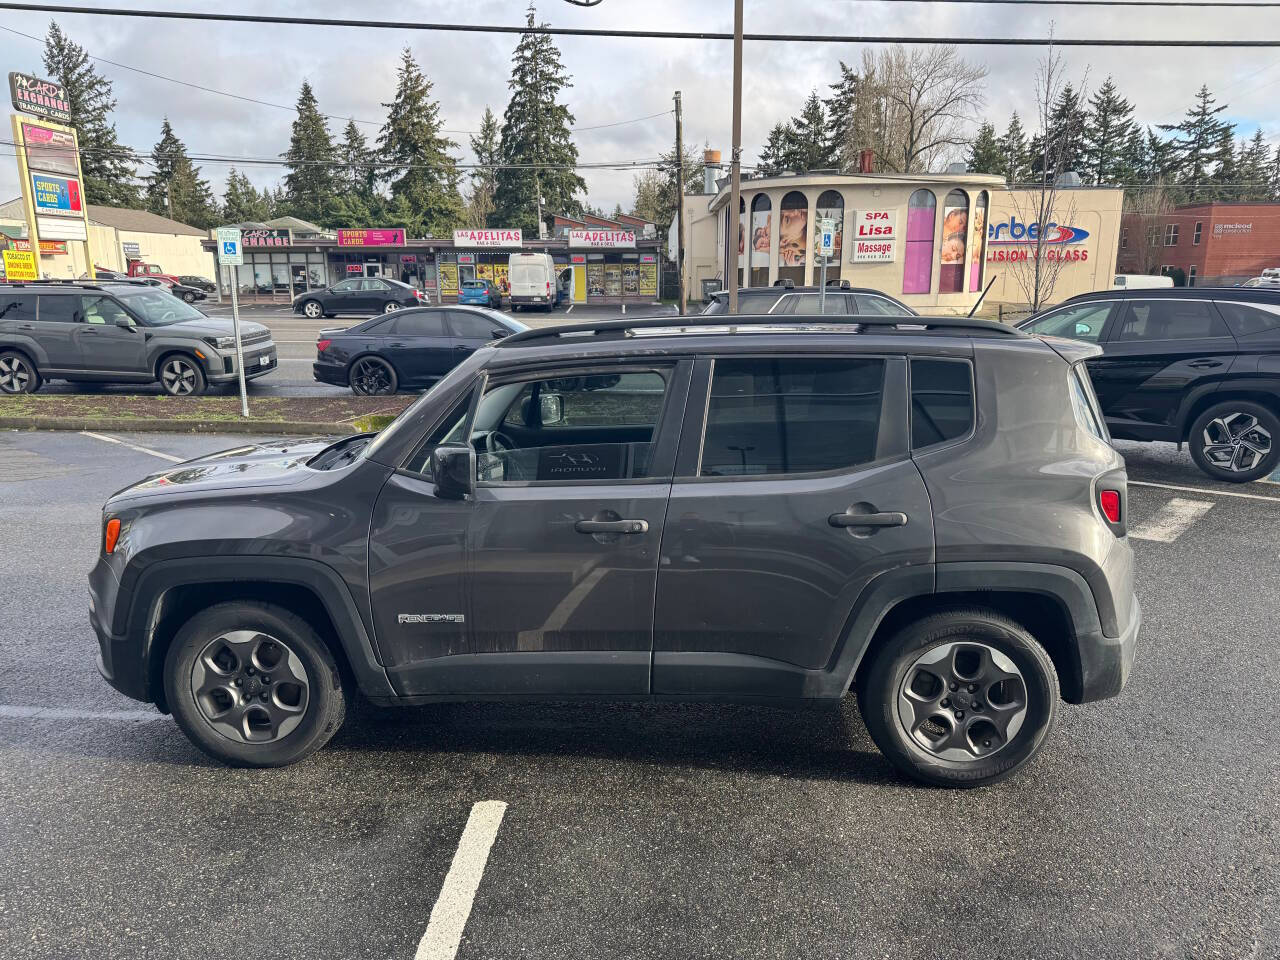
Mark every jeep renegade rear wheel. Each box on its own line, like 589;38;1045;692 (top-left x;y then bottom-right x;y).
857;609;1059;788
164;601;346;767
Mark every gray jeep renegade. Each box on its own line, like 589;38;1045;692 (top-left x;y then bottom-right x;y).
89;315;1141;787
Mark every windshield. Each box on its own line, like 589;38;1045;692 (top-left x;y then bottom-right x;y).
114;288;207;326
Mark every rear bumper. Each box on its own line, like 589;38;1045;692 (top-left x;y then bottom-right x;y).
1075;596;1141;703
313;360;347;385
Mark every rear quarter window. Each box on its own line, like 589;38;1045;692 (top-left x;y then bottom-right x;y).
1216;301;1280;338
910;358;974;449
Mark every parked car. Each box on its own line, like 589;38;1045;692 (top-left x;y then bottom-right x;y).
1112;274;1174;290
1240;277;1280;288
702;284;919;316
84;266;129;281
1018;287;1280;481
178;275;217;293
507;251;559;311
458;279;503;309
293;277;424;319
312;305;528;394
0;281;275;396
135;275;208;304
91;312;1139;785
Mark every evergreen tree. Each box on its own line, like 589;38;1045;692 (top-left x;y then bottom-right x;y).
1045;83;1089;177
325;119;380;228
785;91;836;171
1234;129;1271;202
1159;85;1234;188
997;113;1031;183
756;122;797;176
1270;143;1280;201
467;106;501;228
144;119;218;228
377;48;463;236
493;6;586;234
281;81;337;224
823;61;861;172
221;167;272;224
1084;77;1135;185
966;122;1002;176
630;146;703;242
41;22;138;206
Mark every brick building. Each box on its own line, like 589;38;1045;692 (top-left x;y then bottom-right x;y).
1115;201;1280;286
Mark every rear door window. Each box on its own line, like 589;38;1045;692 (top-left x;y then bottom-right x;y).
910;358;974;449
1116;300;1229;340
37;295;82;323
699;357;886;476
785;293;850;315
0;294;36;322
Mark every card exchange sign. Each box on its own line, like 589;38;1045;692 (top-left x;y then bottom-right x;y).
9;72;71;124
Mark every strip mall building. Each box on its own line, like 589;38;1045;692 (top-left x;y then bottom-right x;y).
677;172;1124;313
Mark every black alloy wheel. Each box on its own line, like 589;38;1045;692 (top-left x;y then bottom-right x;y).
348;356;397;396
0;351;40;393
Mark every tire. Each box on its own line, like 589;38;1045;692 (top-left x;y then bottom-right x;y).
0;350;41;394
1188;400;1280;483
383;301;400;314
157;354;206;396
164;601;346;767
348;355;397;396
856;608;1059;788
302;300;323;319
182;291;196;303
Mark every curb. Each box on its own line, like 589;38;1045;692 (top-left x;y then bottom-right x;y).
0;417;355;436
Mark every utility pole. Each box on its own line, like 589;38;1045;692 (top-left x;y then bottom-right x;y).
727;0;743;315
674;90;686;316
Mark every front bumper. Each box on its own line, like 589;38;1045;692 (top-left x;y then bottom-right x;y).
89;560;151;704
206;343;278;382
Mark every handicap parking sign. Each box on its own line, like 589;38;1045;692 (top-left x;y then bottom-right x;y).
216;227;243;265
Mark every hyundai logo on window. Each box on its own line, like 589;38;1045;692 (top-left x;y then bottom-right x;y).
988;216;1089;245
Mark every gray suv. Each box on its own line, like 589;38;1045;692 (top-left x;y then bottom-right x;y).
0;282;276;396
89;315;1141;787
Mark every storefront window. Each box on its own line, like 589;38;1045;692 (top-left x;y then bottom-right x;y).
749;193;771;287
271;253;290;294
306;253;326;288
236;262;253;294
969;191;988;293
252;254;271;295
813;190;844;285
778;191;807;287
939;189;969;294
903;189;936;294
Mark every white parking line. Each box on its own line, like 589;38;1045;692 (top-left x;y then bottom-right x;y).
1129;497;1215;543
1129;479;1280;503
0;704;165;722
416;801;508;960
80;431;183;463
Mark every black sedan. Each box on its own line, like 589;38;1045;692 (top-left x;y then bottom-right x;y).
294;277;424;319
178;275;217;293
313;305;529;395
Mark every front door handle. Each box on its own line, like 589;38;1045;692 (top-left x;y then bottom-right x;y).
829;511;907;528
1187;359;1223;369
575;519;649;535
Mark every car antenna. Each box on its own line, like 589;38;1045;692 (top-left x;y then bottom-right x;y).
968;274;998;319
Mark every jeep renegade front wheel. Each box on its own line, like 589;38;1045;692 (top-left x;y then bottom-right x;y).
857;609;1059;788
164;601;347;767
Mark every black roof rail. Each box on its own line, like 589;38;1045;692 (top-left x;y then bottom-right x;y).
496;313;1022;347
0;278;116;290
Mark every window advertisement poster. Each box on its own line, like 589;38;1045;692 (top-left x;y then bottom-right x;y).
779;207;807;268
439;261;459;296
812;206;843;262
939;198;969;291
30;171;83;217
605;263;622;297
587;261;605;297
969;196;988;292
21;122;78;177
639;262;658;297
750;208;770;272
622;262;639;295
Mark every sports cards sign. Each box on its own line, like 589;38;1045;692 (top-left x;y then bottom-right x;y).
30;172;83;217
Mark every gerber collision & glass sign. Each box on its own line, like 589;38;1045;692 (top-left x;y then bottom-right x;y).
986;215;1091;262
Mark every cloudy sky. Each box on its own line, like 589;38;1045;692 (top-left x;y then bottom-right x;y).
2;0;1279;218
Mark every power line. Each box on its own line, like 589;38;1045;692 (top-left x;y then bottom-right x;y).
3;3;1280;46
0;23;671;136
857;0;1280;6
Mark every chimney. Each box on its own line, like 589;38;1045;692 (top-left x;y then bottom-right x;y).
859;149;874;174
703;149;721;194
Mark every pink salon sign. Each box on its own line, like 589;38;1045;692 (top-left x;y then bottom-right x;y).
337;228;406;247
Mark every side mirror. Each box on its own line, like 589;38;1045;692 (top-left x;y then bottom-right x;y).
1075;323;1091;336
431;444;474;499
490;328;508;340
116;317;137;330
539;393;564;425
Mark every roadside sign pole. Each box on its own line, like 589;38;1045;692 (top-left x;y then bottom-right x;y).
230;280;248;418
819;254;828;312
216;227;248;418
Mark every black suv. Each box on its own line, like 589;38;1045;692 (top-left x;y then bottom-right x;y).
0;282;276;396
90;315;1140;787
703;284;918;317
1019;287;1280;482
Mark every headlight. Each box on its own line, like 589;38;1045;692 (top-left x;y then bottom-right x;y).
204;336;236;350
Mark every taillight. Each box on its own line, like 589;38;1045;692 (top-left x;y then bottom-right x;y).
1099;489;1121;524
414;289;425;300
316;339;331;352
104;517;121;555
546;281;552;295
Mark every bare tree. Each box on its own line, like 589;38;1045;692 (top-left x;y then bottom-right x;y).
853;45;987;173
1124;180;1174;275
1005;41;1089;311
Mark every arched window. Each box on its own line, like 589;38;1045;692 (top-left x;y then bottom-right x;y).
939;189;970;294
903;189;936;294
777;191;808;287
814;190;844;284
749;193;772;287
969;191;989;292
737;196;747;287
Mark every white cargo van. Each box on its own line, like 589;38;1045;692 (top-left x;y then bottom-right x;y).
508;252;558;311
1113;274;1174;289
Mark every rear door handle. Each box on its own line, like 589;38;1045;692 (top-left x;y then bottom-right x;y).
829;511;907;528
1187;359;1223;368
575;519;648;535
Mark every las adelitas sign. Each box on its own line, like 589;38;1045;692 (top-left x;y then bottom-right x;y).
569;229;635;249
453;228;522;247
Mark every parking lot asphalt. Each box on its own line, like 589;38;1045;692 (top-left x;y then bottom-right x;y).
0;429;1276;959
